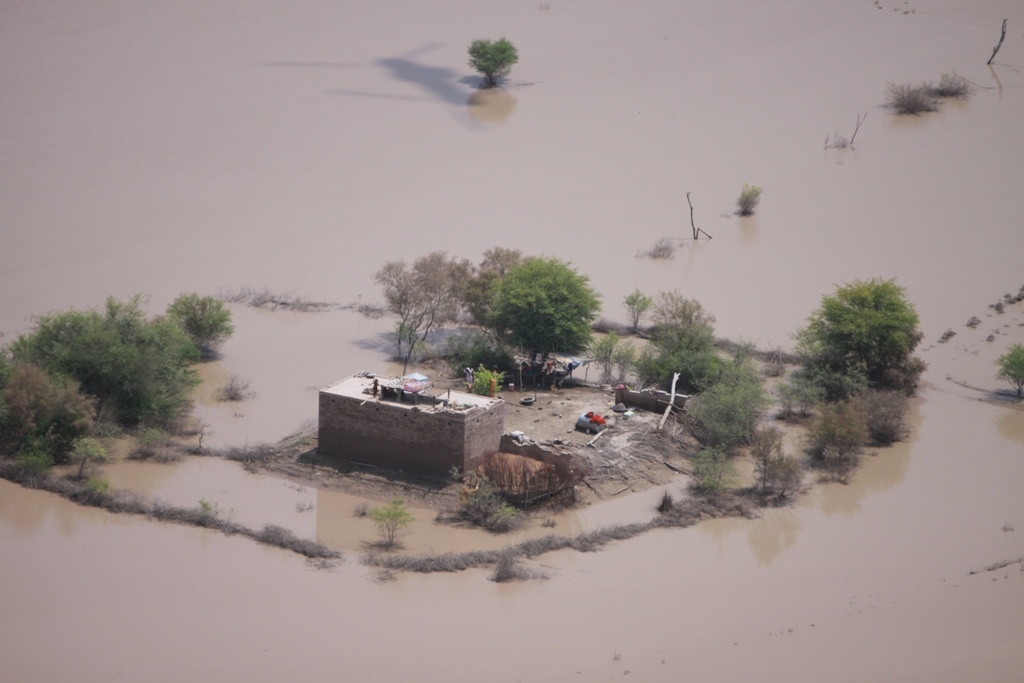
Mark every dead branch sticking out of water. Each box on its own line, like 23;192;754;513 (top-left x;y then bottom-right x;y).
0;463;341;561
987;19;1008;65
686;192;712;239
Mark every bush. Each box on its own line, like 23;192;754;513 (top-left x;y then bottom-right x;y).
737;184;762;216
807;401;867;462
467;38;518;87
1;363;94;462
70;437;110;478
690;447;737;494
750;427;802;499
369;498;415;548
166;293;234;358
635;292;719;391
853;389;909;444
623;289;653;333
777;372;826;418
641;237;677;259
929;72;971;99
885;82;938;115
444;333;513;379
687;360;768;449
218;375;254;402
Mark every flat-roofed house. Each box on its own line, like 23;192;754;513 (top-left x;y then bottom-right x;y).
317;374;505;476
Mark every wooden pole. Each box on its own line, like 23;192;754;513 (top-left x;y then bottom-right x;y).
686;192;712;240
658;372;680;430
988;19;1008;65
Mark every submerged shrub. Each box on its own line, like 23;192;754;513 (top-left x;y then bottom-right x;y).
929;72;971;99
853;389;909;444
885;82;938;115
737;184;763;216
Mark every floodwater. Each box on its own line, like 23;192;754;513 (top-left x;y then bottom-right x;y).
2;1;1023;680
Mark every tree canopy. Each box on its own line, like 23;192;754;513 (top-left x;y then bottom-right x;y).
467;38;518;87
166;293;234;358
635;291;719;392
491;257;600;354
795;278;924;399
9;296;200;426
375;252;471;373
996;343;1024;398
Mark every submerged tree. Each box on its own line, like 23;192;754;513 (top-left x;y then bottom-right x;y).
996;343;1024;398
375;252;472;373
467;38;518;87
369;498;415;548
491;257;601;354
166;293;234;359
795;278;924;400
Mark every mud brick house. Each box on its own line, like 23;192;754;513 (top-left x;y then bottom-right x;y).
318;374;505;475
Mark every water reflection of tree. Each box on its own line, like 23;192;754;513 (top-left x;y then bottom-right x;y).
994;408;1024;445
746;508;802;566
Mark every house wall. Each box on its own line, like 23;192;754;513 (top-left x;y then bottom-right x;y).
317;393;504;475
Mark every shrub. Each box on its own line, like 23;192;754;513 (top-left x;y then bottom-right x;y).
133;427;171;460
623;289;653;333
635;291;719;391
218;375;254;402
751;427;802;499
929;72;971;99
885;82;938;115
853;389;909;444
642;237;677;259
70;437;110;478
590;332;620;383
690;447;737;494
166;293;234;358
657;490;674;514
807;401;867;461
471;365;504;397
444;332;512;378
737;184;762;216
1;363;95;462
369;498;415;548
777;372;825;418
687;360;768;449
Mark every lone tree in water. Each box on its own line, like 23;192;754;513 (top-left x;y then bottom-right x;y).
996;343;1024;398
468;38;518;87
795;278;925;400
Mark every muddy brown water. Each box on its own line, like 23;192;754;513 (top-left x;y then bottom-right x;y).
2;1;1023;680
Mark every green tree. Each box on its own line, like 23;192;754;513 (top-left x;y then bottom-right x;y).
10;296;200;426
467;38;518;87
70;436;110;479
590;332;620;383
635;291;719;391
491;257;601;354
795;279;924;399
166;293;234;358
369;498;415;548
375;252;472;373
996;343;1024;398
623;289;653;333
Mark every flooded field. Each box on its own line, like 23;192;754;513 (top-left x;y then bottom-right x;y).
2;0;1023;680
